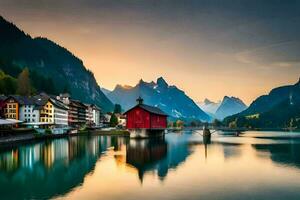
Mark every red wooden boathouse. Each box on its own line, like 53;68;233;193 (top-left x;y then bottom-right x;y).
124;97;167;138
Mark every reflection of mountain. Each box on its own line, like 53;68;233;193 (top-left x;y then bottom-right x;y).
0;136;116;200
125;134;193;182
221;143;243;160
252;142;300;169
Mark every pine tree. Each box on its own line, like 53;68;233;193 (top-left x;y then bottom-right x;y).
16;68;32;96
110;113;119;127
114;104;122;114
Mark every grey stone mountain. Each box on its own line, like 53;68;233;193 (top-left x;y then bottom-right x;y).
0;16;113;112
197;99;221;115
107;77;211;122
215;96;248;120
100;87;111;96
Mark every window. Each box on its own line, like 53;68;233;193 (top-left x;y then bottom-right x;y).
25;114;27;117
9;105;12;108
13;104;16;108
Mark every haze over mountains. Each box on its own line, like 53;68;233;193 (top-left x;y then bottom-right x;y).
198;97;247;120
107;77;211;122
198;99;221;115
0;16;113;111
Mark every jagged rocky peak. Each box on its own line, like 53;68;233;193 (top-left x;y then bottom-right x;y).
115;84;133;90
204;98;214;105
223;96;245;105
157;77;168;88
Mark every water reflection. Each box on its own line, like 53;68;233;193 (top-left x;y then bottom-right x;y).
252;142;300;169
126;138;168;182
0;136;124;200
1;131;300;200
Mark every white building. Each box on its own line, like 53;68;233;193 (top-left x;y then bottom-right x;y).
85;104;93;125
19;101;40;123
33;94;69;127
52;98;69;127
92;105;101;126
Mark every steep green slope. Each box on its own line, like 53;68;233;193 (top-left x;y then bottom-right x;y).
0;16;113;111
224;79;300;128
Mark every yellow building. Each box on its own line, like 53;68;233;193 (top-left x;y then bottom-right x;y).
4;96;20;120
40;100;54;123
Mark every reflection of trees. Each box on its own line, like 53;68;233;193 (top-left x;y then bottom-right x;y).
252;142;300;169
0;136;116;200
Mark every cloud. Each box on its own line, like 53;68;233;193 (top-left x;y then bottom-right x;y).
235;40;300;69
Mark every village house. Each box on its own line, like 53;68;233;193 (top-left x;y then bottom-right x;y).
57;94;86;127
19;97;40;123
34;94;68;127
92;105;101;126
124;97;168;138
51;98;69;127
85;103;94;126
4;95;20;120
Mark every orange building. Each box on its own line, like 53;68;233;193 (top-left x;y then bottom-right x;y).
4;96;20;120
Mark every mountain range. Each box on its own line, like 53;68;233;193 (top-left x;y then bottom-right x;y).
197;99;221;115
0;16;113;112
106;77;211;122
224;78;300;128
198;97;247;120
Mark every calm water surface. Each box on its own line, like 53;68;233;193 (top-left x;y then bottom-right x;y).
1;131;300;200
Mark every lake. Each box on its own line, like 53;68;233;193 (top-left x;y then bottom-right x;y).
1;131;300;200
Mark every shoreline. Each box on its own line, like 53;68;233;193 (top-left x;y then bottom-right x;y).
1;128;300;146
0;129;130;146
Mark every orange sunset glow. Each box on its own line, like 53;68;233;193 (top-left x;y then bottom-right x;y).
1;1;300;104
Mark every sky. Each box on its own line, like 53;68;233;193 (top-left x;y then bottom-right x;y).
1;0;300;105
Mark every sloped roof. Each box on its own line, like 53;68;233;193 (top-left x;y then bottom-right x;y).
6;95;35;105
124;104;167;116
33;94;68;110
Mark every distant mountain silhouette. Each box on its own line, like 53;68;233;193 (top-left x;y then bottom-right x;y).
215;96;247;120
198;97;247;120
0;16;113;111
224;78;300;128
107;77;211;122
197;99;221;115
100;87;111;95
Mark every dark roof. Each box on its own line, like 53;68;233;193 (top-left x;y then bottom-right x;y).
0;95;7;101
124;104;167;116
33;94;68;110
7;95;35;105
70;99;87;109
